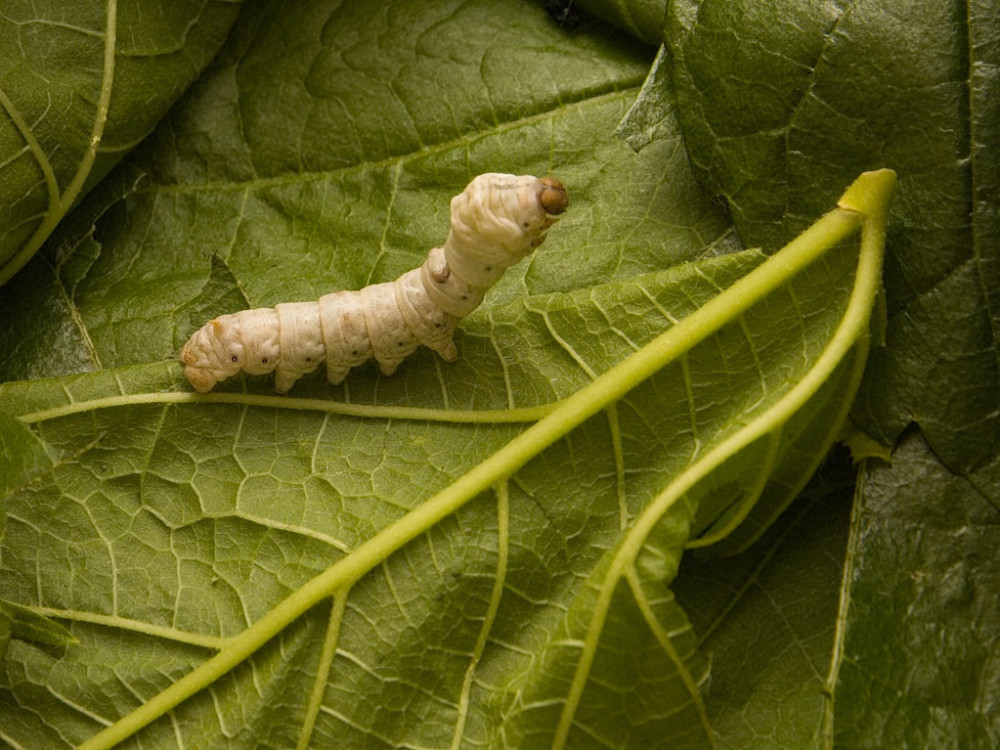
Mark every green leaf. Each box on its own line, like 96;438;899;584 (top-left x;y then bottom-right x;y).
832;435;1000;748
665;0;1000;473
0;1;905;747
0;0;242;285
567;0;668;45
675;449;856;750
0;0;731;383
652;2;1000;748
0;410;55;542
0;600;78;648
1;159;893;747
614;45;676;152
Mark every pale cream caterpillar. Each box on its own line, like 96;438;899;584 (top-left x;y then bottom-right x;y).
180;173;568;392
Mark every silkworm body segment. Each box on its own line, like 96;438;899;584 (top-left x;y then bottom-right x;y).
180;173;568;392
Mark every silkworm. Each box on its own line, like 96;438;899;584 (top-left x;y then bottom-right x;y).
180;173;568;392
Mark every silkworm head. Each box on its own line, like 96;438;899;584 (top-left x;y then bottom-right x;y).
539;177;568;215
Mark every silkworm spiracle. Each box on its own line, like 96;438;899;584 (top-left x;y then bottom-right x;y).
180;173;569;393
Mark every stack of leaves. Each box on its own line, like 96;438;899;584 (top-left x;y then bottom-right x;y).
0;0;996;748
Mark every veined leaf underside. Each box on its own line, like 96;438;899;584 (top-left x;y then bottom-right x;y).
2;171;894;749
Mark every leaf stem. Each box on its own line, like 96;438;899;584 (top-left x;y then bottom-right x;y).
552;169;895;746
612;170;893;585
18;391;554;425
297;590;349;750
29;607;225;651
77;170;895;750
450;481;510;750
